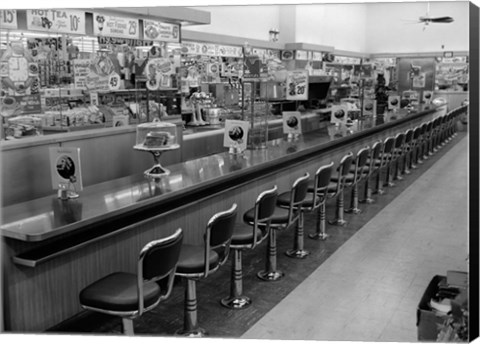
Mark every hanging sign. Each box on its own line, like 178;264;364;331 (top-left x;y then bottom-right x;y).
182;42;200;55
198;43;216;56
286;70;309;100
267;49;280;59
282;111;302;136
216;45;242;58
93;13;139;39
143;20;180;43
26;9;85;35
97;36;154;47
1;10;18;29
295;50;309;60
312;52;323;61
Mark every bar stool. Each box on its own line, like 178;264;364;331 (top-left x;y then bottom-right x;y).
79;228;184;336
430;117;442;154
427;117;441;156
346;146;370;214
410;126;422;169
328;152;354;226
401;129;414;175
416;122;428;164
374;136;395;194
423;120;434;159
308;161;335;240
220;186;278;309
175;204;237;337
277;173;320;258
360;140;382;204
257;173;310;280
391;132;406;182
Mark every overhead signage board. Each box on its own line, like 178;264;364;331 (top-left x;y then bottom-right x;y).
295;50;309;60
216;44;243;58
93;13;139;39
312;52;323;61
0;10;18;29
143;20;180;43
26;9;86;35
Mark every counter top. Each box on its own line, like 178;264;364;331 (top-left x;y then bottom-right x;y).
1;105;437;243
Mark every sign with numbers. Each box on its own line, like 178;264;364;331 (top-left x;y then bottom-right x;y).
26;9;85;34
0;9;18;29
143;20;180;43
286;70;309;100
93;13;139;39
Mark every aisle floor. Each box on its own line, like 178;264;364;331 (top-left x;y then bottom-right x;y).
241;135;469;342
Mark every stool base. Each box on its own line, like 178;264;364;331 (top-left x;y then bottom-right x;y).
328;218;348;226
257;270;284;281
285;249;310;259
175;328;206;337
220;295;252;309
309;232;329;240
345;207;361;214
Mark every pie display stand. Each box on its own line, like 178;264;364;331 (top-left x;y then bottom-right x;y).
133;143;180;179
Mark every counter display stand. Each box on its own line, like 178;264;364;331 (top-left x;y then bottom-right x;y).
133;143;180;178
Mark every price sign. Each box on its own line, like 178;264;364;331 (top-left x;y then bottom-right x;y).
286;70;309;101
93;13;139;39
143;20;180;43
0;10;18;29
108;73;121;90
26;9;85;34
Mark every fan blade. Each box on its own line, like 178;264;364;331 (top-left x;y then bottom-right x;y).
419;16;454;23
430;16;454;23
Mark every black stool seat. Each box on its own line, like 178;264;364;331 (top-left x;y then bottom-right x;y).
80;272;161;312
176;244;220;274
231;223;263;246
243;205;290;225
276;191;320;208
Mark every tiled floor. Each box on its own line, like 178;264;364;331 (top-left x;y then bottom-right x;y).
241;135;469;342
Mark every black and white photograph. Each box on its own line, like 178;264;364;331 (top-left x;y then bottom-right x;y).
0;1;478;344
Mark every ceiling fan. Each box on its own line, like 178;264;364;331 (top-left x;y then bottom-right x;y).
406;2;454;30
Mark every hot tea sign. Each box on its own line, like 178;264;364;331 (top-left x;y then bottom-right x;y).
26;9;85;34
